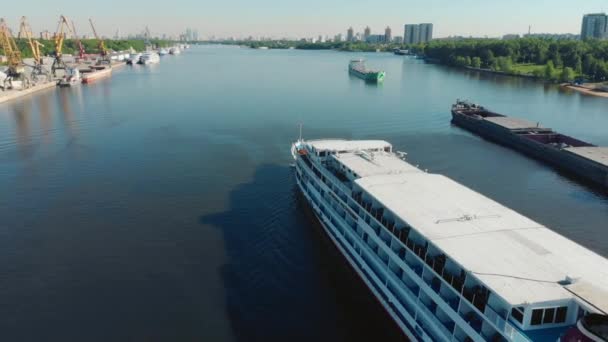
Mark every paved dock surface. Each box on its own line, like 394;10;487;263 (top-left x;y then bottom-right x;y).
0;81;56;105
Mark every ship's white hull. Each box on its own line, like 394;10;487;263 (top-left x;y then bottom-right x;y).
295;177;417;341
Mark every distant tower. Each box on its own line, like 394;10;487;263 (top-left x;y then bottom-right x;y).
363;26;371;42
347;27;354;42
385;26;392;43
581;13;608;40
528;25;531;36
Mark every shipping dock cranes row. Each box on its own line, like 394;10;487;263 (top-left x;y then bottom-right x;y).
0;15;189;104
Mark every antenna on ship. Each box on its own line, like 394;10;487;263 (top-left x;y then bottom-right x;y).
298;123;303;142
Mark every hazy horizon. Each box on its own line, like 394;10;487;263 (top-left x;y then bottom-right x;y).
5;0;608;39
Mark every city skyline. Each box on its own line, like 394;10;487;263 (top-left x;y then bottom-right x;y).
3;0;608;39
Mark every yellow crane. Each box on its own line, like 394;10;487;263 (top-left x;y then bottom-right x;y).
89;18;110;63
0;18;30;90
18;16;48;80
51;15;73;76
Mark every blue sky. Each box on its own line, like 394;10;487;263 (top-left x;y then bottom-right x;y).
6;0;608;39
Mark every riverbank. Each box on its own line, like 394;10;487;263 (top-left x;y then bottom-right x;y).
562;83;608;98
0;81;56;105
463;66;538;79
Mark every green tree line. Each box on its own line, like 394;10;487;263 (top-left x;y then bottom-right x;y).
5;39;173;59
415;38;608;82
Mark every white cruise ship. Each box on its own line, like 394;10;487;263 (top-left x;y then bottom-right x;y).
291;138;608;342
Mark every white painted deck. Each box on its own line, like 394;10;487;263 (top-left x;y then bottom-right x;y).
307;139;391;153
306;139;608;311
333;152;422;177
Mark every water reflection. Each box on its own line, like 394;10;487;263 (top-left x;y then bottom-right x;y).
11;100;33;158
37;91;53;146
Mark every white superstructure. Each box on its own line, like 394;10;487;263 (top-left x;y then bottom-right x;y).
138;52;160;65
291;138;608;342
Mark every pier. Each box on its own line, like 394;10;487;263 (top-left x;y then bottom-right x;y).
0;81;56;105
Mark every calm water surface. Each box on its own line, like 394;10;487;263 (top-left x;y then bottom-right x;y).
0;45;607;341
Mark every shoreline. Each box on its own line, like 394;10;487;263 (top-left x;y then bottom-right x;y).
561;83;608;98
0;81;57;105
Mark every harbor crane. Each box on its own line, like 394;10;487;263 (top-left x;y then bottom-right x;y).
51;15;73;77
71;20;86;59
0;18;30;90
18;16;49;81
89;18;110;63
144;26;152;50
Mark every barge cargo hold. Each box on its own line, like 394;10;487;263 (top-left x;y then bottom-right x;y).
451;100;608;188
349;59;385;83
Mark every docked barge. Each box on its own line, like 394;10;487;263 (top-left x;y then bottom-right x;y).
291;139;608;341
451;100;608;188
349;59;385;83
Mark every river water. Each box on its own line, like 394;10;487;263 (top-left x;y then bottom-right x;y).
0;45;607;341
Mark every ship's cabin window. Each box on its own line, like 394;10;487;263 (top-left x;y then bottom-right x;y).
530;306;568;326
531;309;543;325
384;146;390;152
555;307;568;323
319;151;327;157
511;307;524;324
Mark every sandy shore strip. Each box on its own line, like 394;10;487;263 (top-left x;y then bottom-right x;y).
562;83;608;98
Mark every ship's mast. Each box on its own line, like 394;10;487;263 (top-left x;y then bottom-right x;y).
298;123;303;142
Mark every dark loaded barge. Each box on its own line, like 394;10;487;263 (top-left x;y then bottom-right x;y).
451;100;608;188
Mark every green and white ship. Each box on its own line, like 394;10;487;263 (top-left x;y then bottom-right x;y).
349;59;386;83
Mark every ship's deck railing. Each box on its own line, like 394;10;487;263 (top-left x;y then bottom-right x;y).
356;195;533;341
305;181;435;341
298;157;482;340
485;305;529;342
296;157;530;341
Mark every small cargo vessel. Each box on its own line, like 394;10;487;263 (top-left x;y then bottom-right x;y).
81;65;112;84
451;100;608;188
349;59;385;83
57;67;81;87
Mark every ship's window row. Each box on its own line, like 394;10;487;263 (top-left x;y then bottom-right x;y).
531;307;568;326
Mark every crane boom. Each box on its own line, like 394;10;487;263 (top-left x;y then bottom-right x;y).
19;17;44;66
89;18;108;59
71;20;86;59
51;15;73;76
0;18;30;90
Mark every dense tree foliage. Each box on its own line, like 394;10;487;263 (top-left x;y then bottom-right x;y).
6;39;172;59
417;38;608;81
229;40;401;52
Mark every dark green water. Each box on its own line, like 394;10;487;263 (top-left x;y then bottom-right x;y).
0;45;607;341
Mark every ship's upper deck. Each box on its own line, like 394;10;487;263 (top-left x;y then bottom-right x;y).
304;139;608;311
306;139;391;153
356;172;608;309
332;152;422;177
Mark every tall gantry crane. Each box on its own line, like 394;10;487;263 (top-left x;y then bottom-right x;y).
71;20;86;60
51;15;73;76
18;16;48;81
89;18;109;63
0;18;30;90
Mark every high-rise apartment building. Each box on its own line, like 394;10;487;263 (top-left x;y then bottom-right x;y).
403;23;433;44
347;27;354;42
385;26;392;42
581;13;608;40
363;26;371;41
